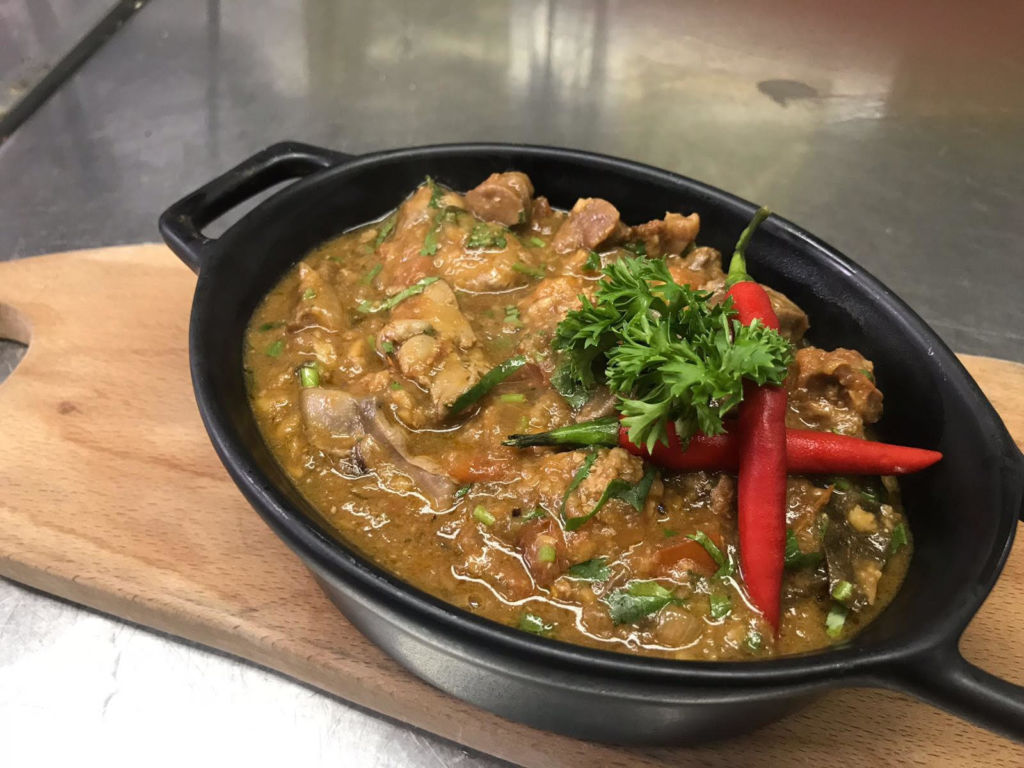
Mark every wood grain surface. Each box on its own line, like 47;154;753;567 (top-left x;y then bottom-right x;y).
1;245;1022;767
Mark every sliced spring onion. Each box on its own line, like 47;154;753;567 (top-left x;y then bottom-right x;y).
447;355;527;417
498;393;526;403
472;505;495;526
890;523;909;554
709;593;732;619
537;544;557;563
504;305;521;325
265;340;284;358
511;262;545;279
825;603;848;638
373;214;397;250
361;263;383;284
301;288;317;300
257;321;283;332
529;236;546;248
358;276;440;314
298;363;319;388
831;580;854;603
518;612;554;635
558;448;599;519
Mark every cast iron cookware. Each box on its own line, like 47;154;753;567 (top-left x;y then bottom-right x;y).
159;141;1024;744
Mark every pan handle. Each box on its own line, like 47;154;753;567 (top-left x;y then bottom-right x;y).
897;641;1024;742
158;141;354;273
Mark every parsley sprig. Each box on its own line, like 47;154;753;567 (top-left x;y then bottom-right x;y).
552;256;792;451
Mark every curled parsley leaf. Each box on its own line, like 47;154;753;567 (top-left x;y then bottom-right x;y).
552;255;792;450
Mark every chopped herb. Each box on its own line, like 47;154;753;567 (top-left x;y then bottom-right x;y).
380;340;395;354
448;356;527;417
518;612;554;635
566;557;611;581
605;580;680;625
499;393;526;403
565;464;657;531
361;263;383;285
686;531;731;578
504;305;522;325
472;505;495;526
746;631;764;651
662;528;679;538
550;357;591;410
357;276;440;314
825;602;848;638
466;222;508;250
529;236;546;248
425;176;444;208
831;477;852;492
553;255;793;451
537;544;557;563
583;250;601;271
373;213;397;249
420;224;440;256
890;523;909;554
522;507;547;521
257;321;283;332
389;381;403;390
301;288;317;300
454;485;472;501
265;340;284;358
709;592;732;619
859;367;875;383
831;580;854;604
511;262;545;279
784;529;824;570
622;241;646;256
298;363;319;388
559;449;599;519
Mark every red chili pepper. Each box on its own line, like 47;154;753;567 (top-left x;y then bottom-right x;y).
725;207;787;631
619;423;941;475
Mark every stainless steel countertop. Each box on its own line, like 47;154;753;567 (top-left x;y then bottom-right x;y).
1;1;1022;765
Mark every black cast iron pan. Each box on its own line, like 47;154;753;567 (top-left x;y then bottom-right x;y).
159;141;1024;744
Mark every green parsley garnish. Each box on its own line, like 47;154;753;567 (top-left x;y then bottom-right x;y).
564;465;657;531
518;613;554;635
357;276;439;314
454;485;472;501
553;255;793;451
709;592;732;619
605;580;681;625
466;222;508;250
566;557;611;581
583;250;602;271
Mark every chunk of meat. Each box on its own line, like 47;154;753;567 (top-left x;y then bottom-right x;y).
292;262;344;332
629;212;701;258
786;347;883;435
666;246;727;293
551;198;626;253
432;228;534;292
518;276;587;332
378;280;488;414
763;286;809;343
464;172;534;226
299;389;456;506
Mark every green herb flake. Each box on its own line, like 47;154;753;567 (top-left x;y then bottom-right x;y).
380;341;395;355
511;262;545;279
420;225;440;256
559;449;600;519
499;393;526;403
565;464;657;531
448;356;528;417
257;321;283;332
518;612;554;635
859;367;875;383
831;580;854;604
466;222;508;250
890;523;909;554
662;527;679;538
522;507;546;521
552;255;793;451
709;592;732;619
537;544;557;563
361;263;383;285
472;505;496;526
746;631;764;651
686;531;731;578
583;250;602;271
529;236;546;248
504;305;522;326
265;340;285;358
358;276;440;314
454;485;472;501
605;580;679;625
301;288;317;300
825;602;848;638
784;528;824;570
373;214;397;250
389;381;403;390
622;241;646;256
566;557;611;581
298;363;320;388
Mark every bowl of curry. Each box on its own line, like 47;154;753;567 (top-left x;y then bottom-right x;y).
160;141;1024;744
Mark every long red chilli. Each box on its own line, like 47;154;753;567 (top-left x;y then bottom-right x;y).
725;208;787;631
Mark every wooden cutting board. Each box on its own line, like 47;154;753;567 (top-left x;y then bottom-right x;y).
1;245;1022;767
